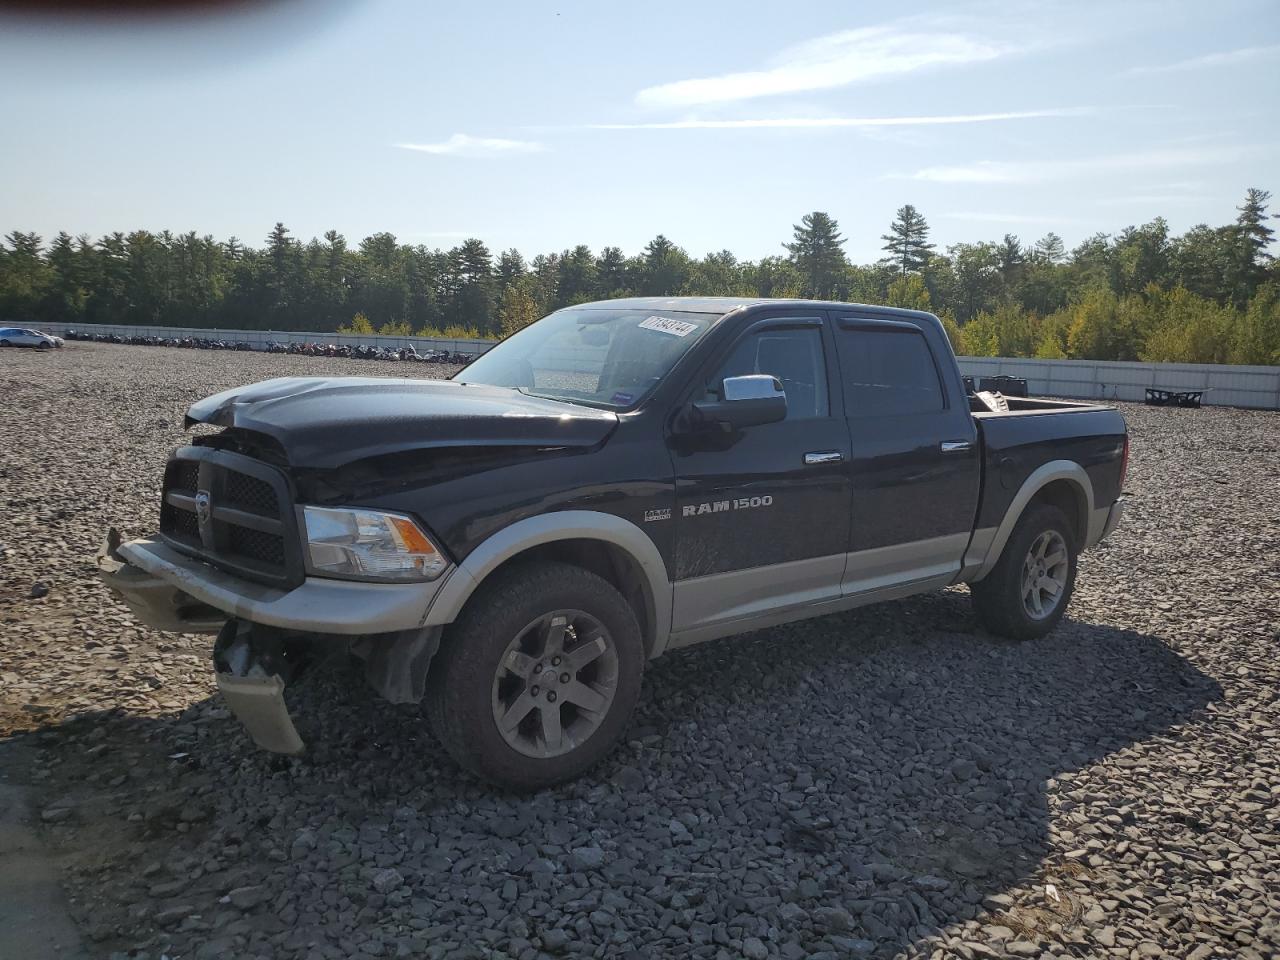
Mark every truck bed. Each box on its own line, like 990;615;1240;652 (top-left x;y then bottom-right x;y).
970;395;1128;535
969;394;1109;417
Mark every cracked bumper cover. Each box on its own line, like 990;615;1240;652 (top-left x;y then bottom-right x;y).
215;671;304;754
97;534;457;635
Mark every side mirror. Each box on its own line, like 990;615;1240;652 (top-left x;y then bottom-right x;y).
689;374;787;431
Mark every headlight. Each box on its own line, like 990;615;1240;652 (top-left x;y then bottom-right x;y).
301;506;448;582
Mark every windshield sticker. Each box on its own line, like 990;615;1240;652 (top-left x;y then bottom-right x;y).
639;316;698;338
610;391;634;406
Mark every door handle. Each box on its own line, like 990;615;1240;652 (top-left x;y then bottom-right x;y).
804;450;844;465
940;440;973;453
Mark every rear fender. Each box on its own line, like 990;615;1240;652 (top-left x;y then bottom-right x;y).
964;461;1094;582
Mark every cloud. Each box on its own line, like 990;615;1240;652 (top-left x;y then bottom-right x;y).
396;134;544;157
1126;45;1280;76
587;108;1088;131
1097;194;1207;206
901;146;1239;184
940;212;1084;225
908;161;1025;183
635;25;1010;108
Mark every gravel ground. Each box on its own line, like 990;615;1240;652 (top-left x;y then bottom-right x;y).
1;342;1277;960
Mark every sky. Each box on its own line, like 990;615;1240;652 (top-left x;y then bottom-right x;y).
1;0;1277;263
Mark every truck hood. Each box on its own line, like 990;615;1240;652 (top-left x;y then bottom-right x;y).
185;377;619;469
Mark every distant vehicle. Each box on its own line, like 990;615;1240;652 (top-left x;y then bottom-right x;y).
0;326;61;349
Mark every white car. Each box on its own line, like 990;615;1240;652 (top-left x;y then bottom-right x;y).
0;326;61;349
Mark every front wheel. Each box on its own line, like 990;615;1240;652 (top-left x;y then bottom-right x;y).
970;503;1077;640
426;561;644;790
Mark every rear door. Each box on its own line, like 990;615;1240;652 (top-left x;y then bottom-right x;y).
668;313;851;636
832;317;981;595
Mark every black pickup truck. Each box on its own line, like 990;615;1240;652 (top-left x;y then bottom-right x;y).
99;297;1127;789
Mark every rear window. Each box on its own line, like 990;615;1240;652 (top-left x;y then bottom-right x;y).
839;328;944;416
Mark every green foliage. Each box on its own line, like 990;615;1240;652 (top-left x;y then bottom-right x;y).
1139;287;1235;364
885;273;932;311
337;311;374;335
497;277;540;338
1;187;1275;365
378;319;413;337
1033;332;1068;359
1231;283;1280;364
938;310;963;354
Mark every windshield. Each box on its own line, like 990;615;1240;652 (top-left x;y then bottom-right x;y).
455;307;717;410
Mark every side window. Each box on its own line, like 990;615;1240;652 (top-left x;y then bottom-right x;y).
840;328;943;416
706;327;828;420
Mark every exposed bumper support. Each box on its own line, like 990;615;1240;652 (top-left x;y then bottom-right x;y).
99;529;454;756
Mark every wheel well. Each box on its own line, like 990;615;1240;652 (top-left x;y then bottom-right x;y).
1028;479;1087;548
463;539;656;655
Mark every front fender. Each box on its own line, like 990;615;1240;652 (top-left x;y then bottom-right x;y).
421;510;673;657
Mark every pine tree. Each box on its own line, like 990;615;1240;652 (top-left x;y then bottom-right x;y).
641;235;689;295
1033;233;1065;264
595;246;628;296
556;244;597;307
880;205;934;275
786;212;847;297
1231;188;1275;305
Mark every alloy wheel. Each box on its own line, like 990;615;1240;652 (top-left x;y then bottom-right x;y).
1022;530;1069;620
490;609;619;758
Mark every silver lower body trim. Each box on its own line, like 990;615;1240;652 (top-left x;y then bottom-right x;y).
672;553;845;635
668;533;970;649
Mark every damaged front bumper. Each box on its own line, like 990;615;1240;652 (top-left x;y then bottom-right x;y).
96;531;453;635
97;530;448;754
96;530;227;633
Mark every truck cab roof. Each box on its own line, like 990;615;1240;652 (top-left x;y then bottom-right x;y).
567;296;940;324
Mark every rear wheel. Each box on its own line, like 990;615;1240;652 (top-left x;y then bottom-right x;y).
426;561;644;790
970;503;1077;640
0;339;10;347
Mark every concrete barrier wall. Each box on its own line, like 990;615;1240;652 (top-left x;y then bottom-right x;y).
42;321;1280;409
955;357;1280;410
50;321;494;358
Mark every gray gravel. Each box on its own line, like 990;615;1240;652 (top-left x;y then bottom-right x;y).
1;342;1278;960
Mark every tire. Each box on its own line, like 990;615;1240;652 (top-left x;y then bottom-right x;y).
36;342;51;350
0;340;10;347
426;561;644;790
970;503;1077;641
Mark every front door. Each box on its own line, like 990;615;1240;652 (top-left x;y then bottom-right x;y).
831;317;981;594
669;315;851;636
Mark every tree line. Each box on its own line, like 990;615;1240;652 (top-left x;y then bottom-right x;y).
1;188;1275;364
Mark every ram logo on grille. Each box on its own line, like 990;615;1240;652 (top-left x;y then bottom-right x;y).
194;489;212;526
